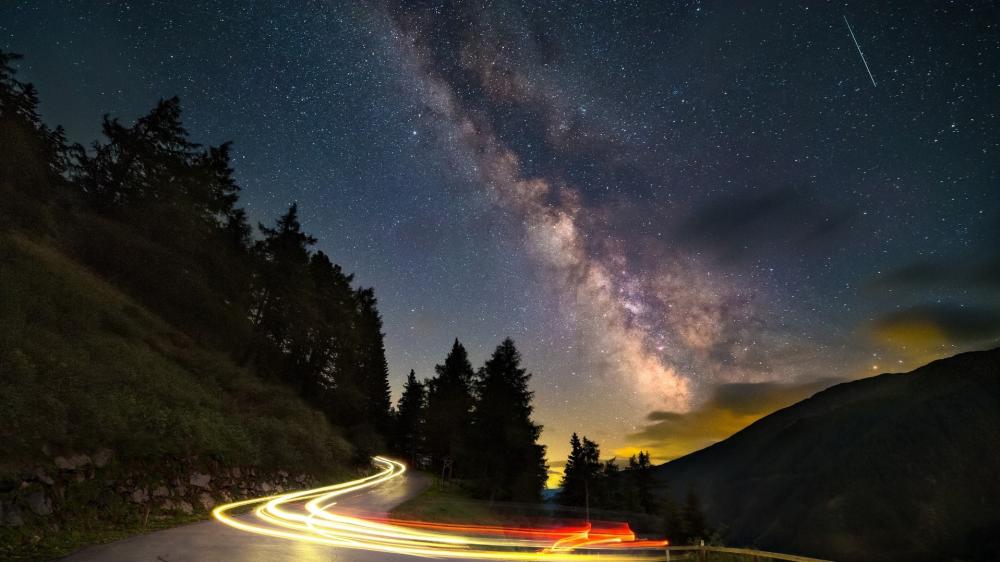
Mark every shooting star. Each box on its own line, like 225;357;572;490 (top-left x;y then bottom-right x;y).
844;16;877;87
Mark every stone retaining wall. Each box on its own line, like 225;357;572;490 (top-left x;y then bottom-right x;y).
1;447;318;528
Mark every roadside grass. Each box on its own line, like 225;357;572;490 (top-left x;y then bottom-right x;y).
0;232;353;559
389;477;505;526
0;232;352;476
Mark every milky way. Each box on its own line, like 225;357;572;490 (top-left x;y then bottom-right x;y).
4;0;998;471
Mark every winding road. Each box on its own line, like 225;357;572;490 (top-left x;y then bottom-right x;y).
63;464;431;562
63;458;665;561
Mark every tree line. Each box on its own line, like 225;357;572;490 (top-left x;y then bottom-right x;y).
556;434;712;546
390;338;549;502
1;51;390;461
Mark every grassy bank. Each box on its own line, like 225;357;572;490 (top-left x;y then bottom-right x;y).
0;232;353;559
389;477;505;525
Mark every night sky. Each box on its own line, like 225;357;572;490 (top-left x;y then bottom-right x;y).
4;1;998;482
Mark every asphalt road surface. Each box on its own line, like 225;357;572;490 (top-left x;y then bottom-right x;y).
62;471;431;562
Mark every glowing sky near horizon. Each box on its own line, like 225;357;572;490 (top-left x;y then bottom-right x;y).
3;1;997;477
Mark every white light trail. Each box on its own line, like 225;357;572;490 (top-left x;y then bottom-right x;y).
844;16;877;88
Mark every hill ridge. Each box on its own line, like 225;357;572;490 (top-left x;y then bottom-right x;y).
652;347;1000;562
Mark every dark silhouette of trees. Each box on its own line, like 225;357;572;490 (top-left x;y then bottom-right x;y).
555;437;670;524
1;51;79;230
351;287;393;444
557;433;602;508
393;370;426;463
624;451;657;514
393;338;547;502
249;202;317;371
0;50;394;466
424;339;475;473
469;338;548;502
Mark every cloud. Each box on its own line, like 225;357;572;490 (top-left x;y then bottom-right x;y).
871;303;1000;348
674;187;854;264
868;257;1000;294
618;377;842;461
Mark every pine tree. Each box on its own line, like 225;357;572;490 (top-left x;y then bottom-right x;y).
625;451;657;514
0;50;79;202
0;52;41;126
470;338;547;501
558;433;585;505
295;251;354;404
424;339;475;474
354;287;392;433
557;433;602;508
247;203;317;373
394;370;426;462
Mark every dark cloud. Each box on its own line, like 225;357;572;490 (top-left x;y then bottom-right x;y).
711;378;844;415
619;377;842;460
871;303;1000;347
674;187;854;264
869;257;1000;293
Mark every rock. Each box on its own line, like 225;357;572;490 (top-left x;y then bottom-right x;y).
26;490;52;516
198;492;214;511
177;500;194;515
130;487;149;503
231;467;241;478
277;470;289;478
54;454;91;471
152;485;169;497
93;448;114;468
160;499;175;511
295;473;307;483
260;482;273;493
71;454;92;469
36;471;54;486
2;501;24;527
189;472;211;489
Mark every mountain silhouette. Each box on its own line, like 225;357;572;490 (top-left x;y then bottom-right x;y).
652;348;1000;561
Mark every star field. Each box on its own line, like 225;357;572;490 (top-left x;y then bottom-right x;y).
3;0;997;472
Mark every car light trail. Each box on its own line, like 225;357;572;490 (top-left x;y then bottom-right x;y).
213;456;667;560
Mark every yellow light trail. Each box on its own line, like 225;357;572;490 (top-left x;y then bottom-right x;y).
213;456;668;560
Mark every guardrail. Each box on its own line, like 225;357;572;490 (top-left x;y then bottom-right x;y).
663;545;833;562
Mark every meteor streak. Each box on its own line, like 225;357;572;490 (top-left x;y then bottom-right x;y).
213;457;667;560
843;15;877;87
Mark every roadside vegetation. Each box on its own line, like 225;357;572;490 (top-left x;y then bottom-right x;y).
389;479;505;526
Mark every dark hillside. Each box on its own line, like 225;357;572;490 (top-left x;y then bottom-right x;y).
653;348;1000;561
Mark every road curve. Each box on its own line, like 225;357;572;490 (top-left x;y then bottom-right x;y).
64;458;666;561
62;465;431;562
